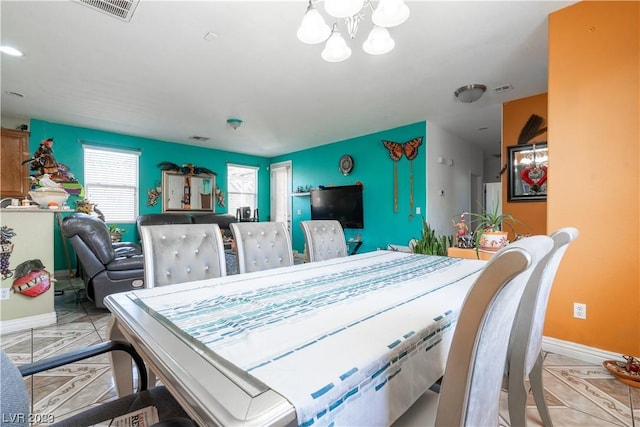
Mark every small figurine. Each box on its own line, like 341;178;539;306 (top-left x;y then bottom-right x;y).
452;214;469;237
452;213;474;249
38;173;62;188
26;137;59;177
75;199;94;215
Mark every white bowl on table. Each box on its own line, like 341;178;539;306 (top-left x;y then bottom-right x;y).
28;187;69;208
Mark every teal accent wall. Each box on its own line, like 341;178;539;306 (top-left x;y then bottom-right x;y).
29;119;270;271
274;122;427;254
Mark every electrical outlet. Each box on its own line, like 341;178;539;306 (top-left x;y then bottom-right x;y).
415;207;421;215
573;302;587;319
0;288;10;301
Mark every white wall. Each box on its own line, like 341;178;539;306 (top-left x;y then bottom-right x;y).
426;122;484;236
483;155;503;183
1;116;31;130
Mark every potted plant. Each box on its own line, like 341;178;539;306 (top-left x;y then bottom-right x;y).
107;224;125;243
467;202;520;253
410;217;454;256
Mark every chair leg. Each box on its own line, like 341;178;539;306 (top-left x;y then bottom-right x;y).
530;351;553;426
507;365;529;427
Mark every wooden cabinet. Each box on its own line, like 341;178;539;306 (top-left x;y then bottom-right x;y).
0;128;30;198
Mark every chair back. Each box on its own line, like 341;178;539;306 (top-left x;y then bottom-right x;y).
1;350;29;427
140;223;227;287
230;221;293;274
435;235;553;427
508;227;579;377
300;220;348;262
61;213;117;276
504;228;579;426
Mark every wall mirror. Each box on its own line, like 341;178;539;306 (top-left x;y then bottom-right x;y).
507;142;548;202
162;170;215;212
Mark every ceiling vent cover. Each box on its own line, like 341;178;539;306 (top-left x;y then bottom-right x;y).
493;84;514;94
189;136;210;142
75;0;140;22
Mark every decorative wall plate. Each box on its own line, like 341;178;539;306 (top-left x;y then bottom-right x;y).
339;155;354;176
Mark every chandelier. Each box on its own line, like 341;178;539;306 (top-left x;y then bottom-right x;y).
297;0;410;63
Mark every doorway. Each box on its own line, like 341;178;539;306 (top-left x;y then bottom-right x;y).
270;161;292;234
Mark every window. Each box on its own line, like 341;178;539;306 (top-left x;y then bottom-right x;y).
227;164;258;219
83;145;139;223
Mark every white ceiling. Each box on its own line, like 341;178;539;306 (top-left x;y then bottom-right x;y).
0;1;575;158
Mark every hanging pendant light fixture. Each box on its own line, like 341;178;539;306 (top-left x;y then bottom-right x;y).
372;0;410;27
363;25;395;55
297;0;410;63
324;0;364;19
296;1;331;44
321;25;352;62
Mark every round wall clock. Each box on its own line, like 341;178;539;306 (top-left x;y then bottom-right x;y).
339;155;354;176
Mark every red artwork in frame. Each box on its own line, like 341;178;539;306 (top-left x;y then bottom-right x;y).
507;142;548;202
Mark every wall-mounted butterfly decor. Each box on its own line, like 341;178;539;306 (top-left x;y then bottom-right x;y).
382;137;423;161
381;137;424;216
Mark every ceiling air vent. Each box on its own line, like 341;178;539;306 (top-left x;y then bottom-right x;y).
493;84;514;94
74;0;140;22
189;136;210;142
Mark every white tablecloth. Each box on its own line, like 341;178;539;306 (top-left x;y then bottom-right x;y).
126;251;485;426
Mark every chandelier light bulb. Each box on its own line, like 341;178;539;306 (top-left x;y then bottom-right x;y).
324;0;364;18
372;0;410;28
297;0;408;62
297;3;331;44
321;29;352;62
363;26;395;55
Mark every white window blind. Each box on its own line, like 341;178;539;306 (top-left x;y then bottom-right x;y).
83;146;139;223
227;164;258;218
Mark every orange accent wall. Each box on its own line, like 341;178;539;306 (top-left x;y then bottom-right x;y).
502;94;548;239
544;1;639;354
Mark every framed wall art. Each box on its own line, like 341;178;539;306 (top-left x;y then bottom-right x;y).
507;142;548;202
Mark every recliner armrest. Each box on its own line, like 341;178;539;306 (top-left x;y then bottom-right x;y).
115;245;143;257
114;241;142;252
107;255;145;271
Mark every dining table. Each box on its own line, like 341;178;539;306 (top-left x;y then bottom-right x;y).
105;250;486;426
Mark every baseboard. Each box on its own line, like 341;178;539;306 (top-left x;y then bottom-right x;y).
542;336;621;365
0;311;57;335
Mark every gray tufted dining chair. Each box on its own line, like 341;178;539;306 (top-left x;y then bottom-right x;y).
140;223;227;287
505;227;579;426
230;221;293;274
300;220;348;262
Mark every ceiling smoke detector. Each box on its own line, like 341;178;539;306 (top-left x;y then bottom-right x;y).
454;84;487;103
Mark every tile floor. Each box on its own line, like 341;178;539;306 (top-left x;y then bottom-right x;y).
1;277;638;426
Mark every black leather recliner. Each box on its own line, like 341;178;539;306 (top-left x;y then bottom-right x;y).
62;213;144;308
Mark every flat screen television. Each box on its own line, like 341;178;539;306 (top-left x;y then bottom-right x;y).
310;185;364;229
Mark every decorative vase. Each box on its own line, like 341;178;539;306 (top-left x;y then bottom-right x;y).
110;232;122;243
478;231;509;251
